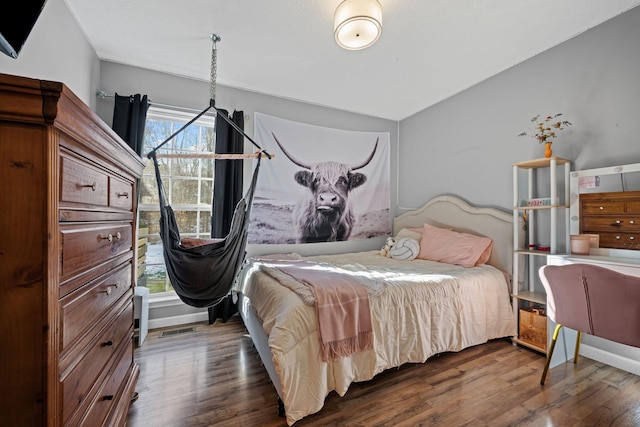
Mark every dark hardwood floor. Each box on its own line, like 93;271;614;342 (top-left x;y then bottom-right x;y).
126;316;640;427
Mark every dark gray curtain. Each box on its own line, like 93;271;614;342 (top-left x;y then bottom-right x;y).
209;109;244;323
112;93;149;156
211;109;244;238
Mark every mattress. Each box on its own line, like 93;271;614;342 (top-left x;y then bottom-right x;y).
235;250;516;425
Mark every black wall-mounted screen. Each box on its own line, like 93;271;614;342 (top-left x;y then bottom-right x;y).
0;1;47;59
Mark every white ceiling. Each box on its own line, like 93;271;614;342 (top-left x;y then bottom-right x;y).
65;0;640;121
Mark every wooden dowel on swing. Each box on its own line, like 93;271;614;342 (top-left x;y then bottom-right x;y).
154;152;274;160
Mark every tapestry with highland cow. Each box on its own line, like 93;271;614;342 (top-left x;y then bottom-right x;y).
248;112;390;244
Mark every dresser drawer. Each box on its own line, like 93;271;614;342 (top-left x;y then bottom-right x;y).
60;263;132;355
60;222;132;280
78;341;134;427
598;232;640;250
61;303;133;425
581;201;627;215
581;216;640;232
109;176;134;211
580;191;640;215
61;155;109;207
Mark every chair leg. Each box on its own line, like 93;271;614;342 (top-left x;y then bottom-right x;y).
540;323;563;385
573;331;582;364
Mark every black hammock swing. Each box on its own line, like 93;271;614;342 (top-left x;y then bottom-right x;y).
148;149;263;308
146;34;271;308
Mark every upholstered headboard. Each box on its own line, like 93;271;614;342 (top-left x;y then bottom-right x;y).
394;195;523;274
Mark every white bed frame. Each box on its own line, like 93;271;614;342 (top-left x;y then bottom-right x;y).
237;194;521;416
394;195;523;274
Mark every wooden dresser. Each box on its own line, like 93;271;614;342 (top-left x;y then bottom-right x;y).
579;191;640;250
0;73;145;426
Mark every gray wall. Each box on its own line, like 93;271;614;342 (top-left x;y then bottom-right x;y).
399;6;640;212
0;0;100;109
399;6;640;370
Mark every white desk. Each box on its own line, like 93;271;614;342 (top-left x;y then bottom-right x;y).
548;253;640;274
547;253;640;375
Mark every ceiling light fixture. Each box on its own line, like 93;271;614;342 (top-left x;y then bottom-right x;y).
334;0;382;51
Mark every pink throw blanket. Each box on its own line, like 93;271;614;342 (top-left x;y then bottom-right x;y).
258;256;373;362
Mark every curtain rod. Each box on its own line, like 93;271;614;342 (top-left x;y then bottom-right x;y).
96;90;210;115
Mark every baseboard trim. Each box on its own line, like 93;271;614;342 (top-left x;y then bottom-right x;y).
580;344;640;376
148;312;209;330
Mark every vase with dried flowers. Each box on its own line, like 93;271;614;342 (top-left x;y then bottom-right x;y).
518;113;572;158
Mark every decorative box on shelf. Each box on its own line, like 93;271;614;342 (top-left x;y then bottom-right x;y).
519;197;559;208
519;307;548;350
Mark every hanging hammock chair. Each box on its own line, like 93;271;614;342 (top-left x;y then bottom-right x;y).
146;34;271;308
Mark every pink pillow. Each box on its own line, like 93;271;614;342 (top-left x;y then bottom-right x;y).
418;223;493;268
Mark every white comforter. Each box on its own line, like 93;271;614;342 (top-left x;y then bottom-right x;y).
236;251;516;425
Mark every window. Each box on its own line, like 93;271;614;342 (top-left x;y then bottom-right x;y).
137;106;216;296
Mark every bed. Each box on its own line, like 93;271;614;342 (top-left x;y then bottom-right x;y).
234;195;523;425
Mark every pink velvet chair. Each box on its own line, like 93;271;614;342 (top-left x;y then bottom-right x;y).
538;263;640;385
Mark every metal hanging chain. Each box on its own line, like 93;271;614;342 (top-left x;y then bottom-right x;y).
209;33;221;103
206;33;270;157
147;32;271;159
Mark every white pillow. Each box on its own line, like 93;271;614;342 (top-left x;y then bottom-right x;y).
395;227;423;242
389;237;420;260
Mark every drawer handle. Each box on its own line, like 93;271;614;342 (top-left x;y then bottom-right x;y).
100;232;121;242
81;182;97;191
599;206;604;210
631;220;636;225
616;235;621;240
631;236;636;240
102;340;113;347
103;395;114;401
116;191;129;198
102;281;120;295
616;220;622;224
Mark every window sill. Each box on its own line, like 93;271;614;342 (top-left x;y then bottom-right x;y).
148;293;182;309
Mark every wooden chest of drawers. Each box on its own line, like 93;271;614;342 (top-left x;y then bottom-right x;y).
0;73;145;426
579;191;640;250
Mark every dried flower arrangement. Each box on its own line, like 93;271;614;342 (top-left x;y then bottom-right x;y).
518;113;572;144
